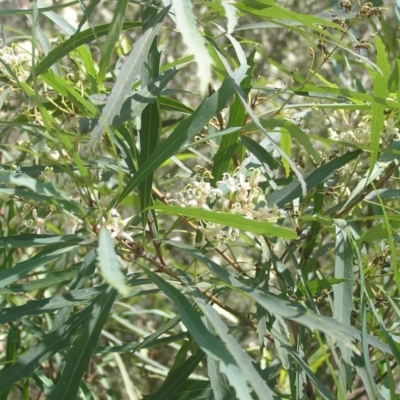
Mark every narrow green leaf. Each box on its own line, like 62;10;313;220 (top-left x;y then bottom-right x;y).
0;171;72;202
172;268;278;400
0;186;83;214
139;14;162;228
150;204;296;239
0;233;90;248
143;268;233;360
297;278;348;296
0;324;20;400
159;96;194;114
113;78;236;207
0;246;76;289
145;349;205;400
279;341;334;400
170;381;213;400
97;228;130;296
47;286;117;400
0;264;80;295
169;241;392;355
0;1;82;16
211;47;256;183
257;118;321;163
332;219;354;390
235;1;359;37
0;286;106;324
28;21;140;80
41;70;97;115
267;149;362;207
208;355;236;400
239;135;280;170
88;7;170;147
0;306;92;393
97;0;129;86
172;0;212;94
26;15;61;75
369;37;390;174
79;67;180;132
280;129;291;177
143;267;259;400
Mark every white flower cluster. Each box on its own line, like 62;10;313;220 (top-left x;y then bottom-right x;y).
328;112;399;146
171;168;281;246
328;115;372;145
384;117;399;137
0;45;30;82
98;209;133;242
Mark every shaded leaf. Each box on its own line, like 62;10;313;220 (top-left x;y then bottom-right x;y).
0;306;93;393
48;286;117;400
267;149;362;207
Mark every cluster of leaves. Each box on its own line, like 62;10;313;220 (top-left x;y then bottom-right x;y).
0;0;399;399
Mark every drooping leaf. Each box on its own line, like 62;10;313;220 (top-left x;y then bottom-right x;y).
171;268;279;399
97;228;130;296
172;0;212;94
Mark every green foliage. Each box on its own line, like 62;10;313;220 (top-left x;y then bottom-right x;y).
0;0;399;399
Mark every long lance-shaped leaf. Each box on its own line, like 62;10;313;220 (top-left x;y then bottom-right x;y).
332;219;355;390
112;78;236;207
266;149;362;208
88;6;170;148
172;0;212;94
145;349;205;400
79;67;179;132
0;264;80;295
0;0;81;16
97;228;130;296
47;286;117;400
0;306;93;393
150;204;296;239
139;6;162;229
0;233;91;248
168;241;392;355
173;268;279;400
143;267;261;400
0;286;106;324
0;246;76;289
369;37;390;176
28;21;140;80
211;47;256;183
97;0;130;86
